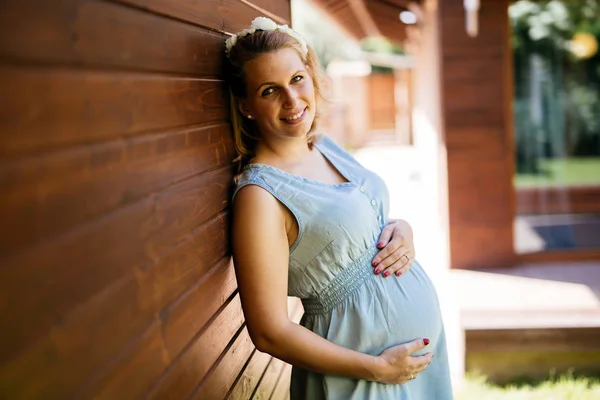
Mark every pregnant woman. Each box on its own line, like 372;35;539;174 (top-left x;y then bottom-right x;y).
227;17;453;400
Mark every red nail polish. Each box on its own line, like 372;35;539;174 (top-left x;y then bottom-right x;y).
372;261;379;267
378;242;384;247
396;271;402;276
423;338;430;345
374;268;381;275
383;271;390;277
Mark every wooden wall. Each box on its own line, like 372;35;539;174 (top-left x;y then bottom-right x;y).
438;0;515;269
368;73;396;131
0;0;299;398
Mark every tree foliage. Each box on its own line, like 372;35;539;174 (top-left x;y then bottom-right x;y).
510;0;600;173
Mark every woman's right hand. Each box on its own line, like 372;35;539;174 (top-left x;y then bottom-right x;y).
373;338;434;384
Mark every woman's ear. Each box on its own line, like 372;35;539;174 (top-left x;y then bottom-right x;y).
237;100;253;119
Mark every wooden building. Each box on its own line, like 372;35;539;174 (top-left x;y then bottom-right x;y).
0;0;300;398
1;0;599;398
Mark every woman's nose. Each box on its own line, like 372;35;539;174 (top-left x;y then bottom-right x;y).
282;88;299;108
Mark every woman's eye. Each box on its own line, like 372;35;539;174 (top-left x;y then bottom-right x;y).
292;75;303;83
261;87;275;96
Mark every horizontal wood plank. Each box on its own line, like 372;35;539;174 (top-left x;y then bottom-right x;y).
86;320;169;400
270;363;292;400
0;166;234;363
449;225;514;269
228;350;272;400
1;124;234;256
77;258;239;399
252;356;286;400
251;0;290;22
0;252;236;399
0;66;228;155
517;249;600;264
191;326;255;400
0;0;225;76
161;258;239;359
516;186;600;215
227;298;300;399
439;0;507;56
115;0;286;34
445;126;508;160
146;295;245;400
466;327;600;353
447;160;513;225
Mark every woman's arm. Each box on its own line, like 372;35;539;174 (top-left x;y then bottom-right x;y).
232;186;431;383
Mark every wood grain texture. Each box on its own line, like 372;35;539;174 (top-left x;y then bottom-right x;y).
368;73;396;130
1;124;234;256
0;66;228;155
0;0;292;397
73;258;239;400
0;219;235;399
252;0;291;22
252;356;286;399
0;0;225;76
439;0;515;269
270;363;293;400
367;0;407;45
145;294;245;399
466;327;600;353
310;0;365;39
0;166;233;363
191;327;255;399
228;350;273;399
516;186;600;215
114;0;284;33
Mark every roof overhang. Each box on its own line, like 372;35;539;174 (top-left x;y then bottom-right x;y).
309;0;424;47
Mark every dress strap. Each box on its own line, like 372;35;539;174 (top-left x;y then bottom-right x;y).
232;165;305;253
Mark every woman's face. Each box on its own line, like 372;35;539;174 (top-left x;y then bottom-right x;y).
239;47;317;141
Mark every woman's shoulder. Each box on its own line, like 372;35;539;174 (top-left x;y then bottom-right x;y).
316;133;362;166
315;132;341;150
233;164;272;199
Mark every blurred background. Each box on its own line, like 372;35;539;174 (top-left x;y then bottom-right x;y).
1;0;599;398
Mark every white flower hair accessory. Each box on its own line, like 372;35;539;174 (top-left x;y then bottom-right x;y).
225;17;308;58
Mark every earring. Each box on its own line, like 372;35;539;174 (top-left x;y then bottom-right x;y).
247;114;253;119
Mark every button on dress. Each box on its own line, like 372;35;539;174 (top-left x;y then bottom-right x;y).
233;135;453;400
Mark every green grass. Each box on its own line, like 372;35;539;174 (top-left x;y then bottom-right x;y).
515;157;600;188
456;372;600;400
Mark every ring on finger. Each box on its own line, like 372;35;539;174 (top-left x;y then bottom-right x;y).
402;254;410;263
410;374;415;380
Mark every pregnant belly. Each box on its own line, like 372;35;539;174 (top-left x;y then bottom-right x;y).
312;260;445;357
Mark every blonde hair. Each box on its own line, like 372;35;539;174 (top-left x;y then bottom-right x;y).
224;28;329;165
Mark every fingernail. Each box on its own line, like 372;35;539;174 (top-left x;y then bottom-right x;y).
374;268;381;275
396;271;402;276
383;271;390;277
372;261;379;267
423;338;430;345
378;242;384;247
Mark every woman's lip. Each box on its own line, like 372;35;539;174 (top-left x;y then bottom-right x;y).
281;108;307;125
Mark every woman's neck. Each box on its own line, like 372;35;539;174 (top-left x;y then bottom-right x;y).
253;136;312;167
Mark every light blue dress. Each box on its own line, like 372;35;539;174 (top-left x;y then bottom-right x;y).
233;135;453;400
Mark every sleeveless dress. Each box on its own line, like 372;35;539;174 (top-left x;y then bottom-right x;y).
233;135;453;400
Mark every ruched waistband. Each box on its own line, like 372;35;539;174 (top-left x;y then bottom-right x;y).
301;247;379;315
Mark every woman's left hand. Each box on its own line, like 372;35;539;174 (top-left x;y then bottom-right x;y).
372;219;415;278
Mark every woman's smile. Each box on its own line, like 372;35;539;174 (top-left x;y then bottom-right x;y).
281;107;307;125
